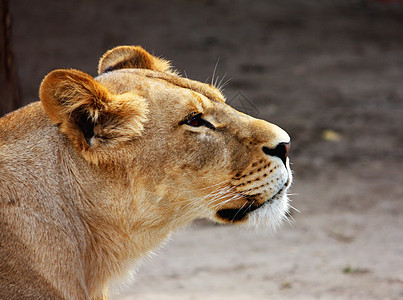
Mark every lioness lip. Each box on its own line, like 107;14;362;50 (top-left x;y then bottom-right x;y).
216;204;260;222
216;185;287;222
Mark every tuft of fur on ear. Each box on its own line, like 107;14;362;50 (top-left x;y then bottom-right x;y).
98;45;175;75
40;69;148;165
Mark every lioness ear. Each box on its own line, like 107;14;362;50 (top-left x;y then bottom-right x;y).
40;69;148;164
98;45;174;75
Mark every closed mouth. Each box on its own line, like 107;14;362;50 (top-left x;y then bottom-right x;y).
216;185;286;222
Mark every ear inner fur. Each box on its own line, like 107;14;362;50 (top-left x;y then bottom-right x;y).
98;45;173;75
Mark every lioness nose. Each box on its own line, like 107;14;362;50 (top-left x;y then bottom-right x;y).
262;142;290;166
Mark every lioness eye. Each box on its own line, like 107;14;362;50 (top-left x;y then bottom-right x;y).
181;113;215;129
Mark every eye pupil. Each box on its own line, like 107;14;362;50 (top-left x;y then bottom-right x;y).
180;113;215;130
188;116;201;127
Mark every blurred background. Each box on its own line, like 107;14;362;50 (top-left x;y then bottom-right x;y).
4;0;403;299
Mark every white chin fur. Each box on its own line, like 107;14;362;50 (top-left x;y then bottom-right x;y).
242;193;290;231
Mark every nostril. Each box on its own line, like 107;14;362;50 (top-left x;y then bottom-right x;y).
262;142;290;166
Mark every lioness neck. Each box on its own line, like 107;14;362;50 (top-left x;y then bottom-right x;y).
56;129;186;297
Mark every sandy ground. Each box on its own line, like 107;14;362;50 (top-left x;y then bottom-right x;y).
9;0;403;299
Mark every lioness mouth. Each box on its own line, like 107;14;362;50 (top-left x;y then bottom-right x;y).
216;186;286;222
217;203;261;222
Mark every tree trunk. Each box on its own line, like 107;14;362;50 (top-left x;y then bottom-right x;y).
0;0;21;117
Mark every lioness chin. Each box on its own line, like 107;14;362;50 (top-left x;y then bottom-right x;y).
0;46;292;299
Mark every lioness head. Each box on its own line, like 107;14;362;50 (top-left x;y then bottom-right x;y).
40;46;292;230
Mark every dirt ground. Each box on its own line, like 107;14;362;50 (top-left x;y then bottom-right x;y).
9;0;403;299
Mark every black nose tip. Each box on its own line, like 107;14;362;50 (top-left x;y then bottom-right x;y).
262;142;290;166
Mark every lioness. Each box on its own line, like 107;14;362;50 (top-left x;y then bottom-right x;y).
0;46;292;299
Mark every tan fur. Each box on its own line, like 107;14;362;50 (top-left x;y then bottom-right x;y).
0;46;292;299
98;45;175;75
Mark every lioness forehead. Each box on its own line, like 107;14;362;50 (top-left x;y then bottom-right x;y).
96;68;226;104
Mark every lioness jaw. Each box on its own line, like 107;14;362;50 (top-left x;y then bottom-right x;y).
0;46;292;299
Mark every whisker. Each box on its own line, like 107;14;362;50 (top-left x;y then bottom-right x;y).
168;186;235;211
210;193;242;211
284;210;295;228
289;204;300;213
217;77;232;92
211;57;220;86
216;73;227;90
213;75;219;88
230;200;250;222
287;213;296;223
231;199;256;221
143;178;232;202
